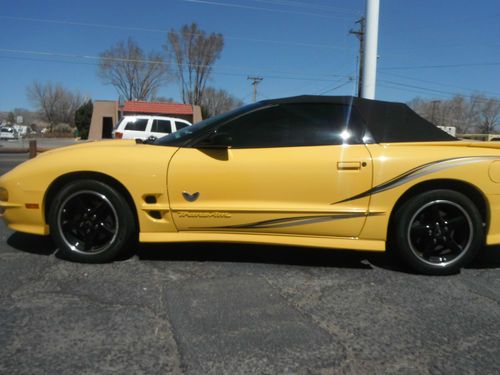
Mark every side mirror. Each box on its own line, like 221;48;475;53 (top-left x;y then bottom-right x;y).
196;132;232;149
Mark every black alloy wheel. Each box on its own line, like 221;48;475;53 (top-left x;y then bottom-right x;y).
392;189;484;275
49;179;136;262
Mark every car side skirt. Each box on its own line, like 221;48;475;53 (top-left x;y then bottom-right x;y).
139;231;386;252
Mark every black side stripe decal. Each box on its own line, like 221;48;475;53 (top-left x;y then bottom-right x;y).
334;156;499;204
195;212;384;230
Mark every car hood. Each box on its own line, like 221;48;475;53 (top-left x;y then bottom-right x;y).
37;139;138;157
3;139;180;190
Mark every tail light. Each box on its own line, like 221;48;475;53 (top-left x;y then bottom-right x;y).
114;132;123;139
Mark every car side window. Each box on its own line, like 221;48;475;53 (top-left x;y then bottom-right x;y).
152;119;172;133
216;103;365;148
124;118;148;131
175;121;189;130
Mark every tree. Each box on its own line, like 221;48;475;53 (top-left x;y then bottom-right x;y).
164;23;224;105
200;87;243;118
477;97;500;134
74;100;93;139
409;94;500;134
12;108;37;126
151;96;175;103
99;38;169;101
7;112;15;124
27;82;83;131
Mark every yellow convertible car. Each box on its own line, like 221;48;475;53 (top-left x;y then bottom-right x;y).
1;96;500;274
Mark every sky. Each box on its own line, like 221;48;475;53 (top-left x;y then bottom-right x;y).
1;0;499;111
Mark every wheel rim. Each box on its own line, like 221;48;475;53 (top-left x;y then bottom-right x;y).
57;190;119;255
407;199;474;268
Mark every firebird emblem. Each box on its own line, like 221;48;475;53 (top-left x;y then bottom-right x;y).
182;191;200;202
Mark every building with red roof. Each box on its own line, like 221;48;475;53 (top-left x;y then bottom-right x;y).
88;100;202;140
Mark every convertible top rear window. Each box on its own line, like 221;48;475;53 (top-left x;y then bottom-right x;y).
355;99;456;143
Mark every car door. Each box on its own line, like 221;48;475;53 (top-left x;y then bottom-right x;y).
167;103;373;238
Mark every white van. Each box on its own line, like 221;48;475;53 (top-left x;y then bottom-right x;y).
0;127;19;140
113;116;191;140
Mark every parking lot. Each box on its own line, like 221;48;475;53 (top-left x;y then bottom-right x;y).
1;152;500;374
0;137;79;152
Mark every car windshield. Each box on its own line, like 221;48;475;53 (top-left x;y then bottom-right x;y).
153;102;261;146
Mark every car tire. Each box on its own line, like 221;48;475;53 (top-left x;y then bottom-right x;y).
391;189;484;275
48;179;136;263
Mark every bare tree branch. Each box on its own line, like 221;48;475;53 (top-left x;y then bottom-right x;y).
27;81;83;131
98;38;170;101
200;87;243;118
409;94;500;134
164;23;224;105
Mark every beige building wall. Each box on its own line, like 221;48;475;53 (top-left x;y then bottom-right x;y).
88;101;118;140
88;101;201;140
192;105;203;123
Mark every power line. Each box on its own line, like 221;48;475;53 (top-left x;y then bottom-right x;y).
381;62;500;71
0;15;354;51
244;0;360;16
378;83;452;99
378;80;500;103
3;53;498;104
182;0;355;18
317;78;354;95
378;80;460;96
382;40;500;53
0;54;352;83
10;48;497;99
379;71;500;97
286;55;356;94
0;55;98;66
0;47;353;80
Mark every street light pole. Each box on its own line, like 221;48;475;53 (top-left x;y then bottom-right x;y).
361;0;380;99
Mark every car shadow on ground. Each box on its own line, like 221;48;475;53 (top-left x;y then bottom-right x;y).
135;242;383;271
7;232;56;256
7;232;500;273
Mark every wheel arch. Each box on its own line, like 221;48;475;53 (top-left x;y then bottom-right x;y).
44;171;139;230
387;179;489;240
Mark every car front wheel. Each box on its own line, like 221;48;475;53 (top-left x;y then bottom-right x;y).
48;179;136;263
391;189;484;275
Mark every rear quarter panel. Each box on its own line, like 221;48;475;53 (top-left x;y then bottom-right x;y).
361;142;500;245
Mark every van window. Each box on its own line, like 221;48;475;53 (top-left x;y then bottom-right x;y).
124;119;148;131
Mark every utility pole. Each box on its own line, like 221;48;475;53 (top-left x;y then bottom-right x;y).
349;17;365;98
362;0;380;99
247;76;263;103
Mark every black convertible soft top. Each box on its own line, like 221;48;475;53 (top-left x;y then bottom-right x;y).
261;95;457;143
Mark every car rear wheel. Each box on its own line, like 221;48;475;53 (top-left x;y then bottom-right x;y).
48;179;136;263
391;189;484;275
